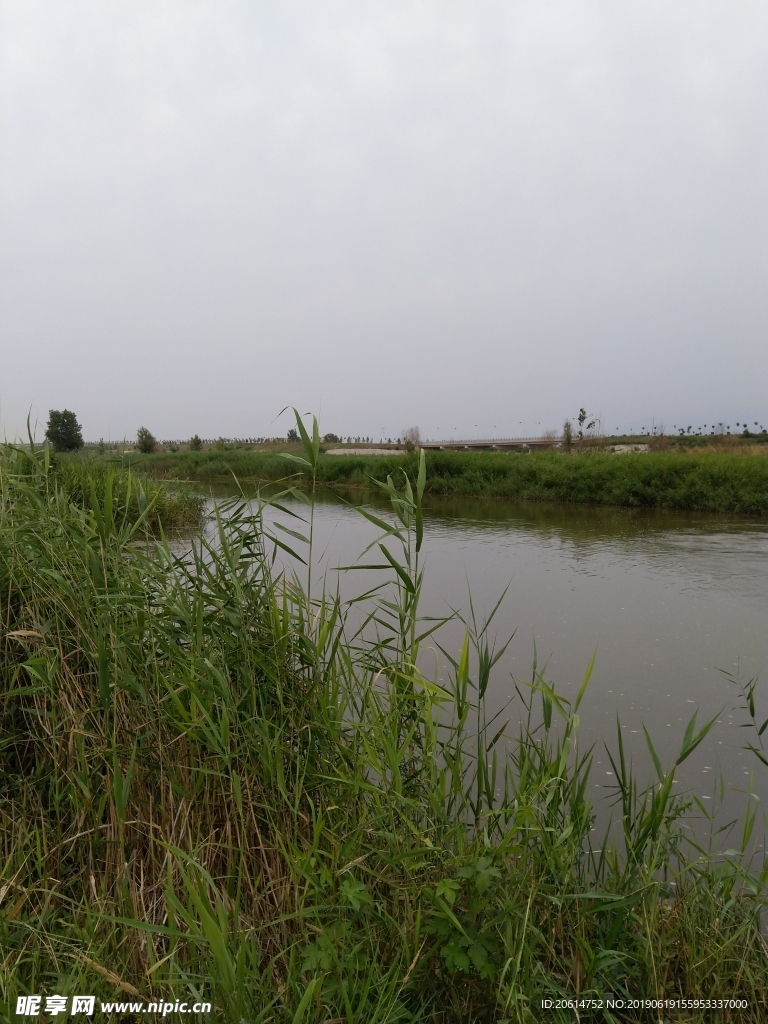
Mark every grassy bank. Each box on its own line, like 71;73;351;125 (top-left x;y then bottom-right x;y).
2;431;768;1022
122;447;766;515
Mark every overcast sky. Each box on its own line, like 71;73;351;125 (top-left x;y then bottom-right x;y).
2;1;766;442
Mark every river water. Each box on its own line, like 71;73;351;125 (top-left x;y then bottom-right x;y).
203;486;768;828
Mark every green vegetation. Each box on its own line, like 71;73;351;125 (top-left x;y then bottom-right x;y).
406;450;767;514
664;433;768;451
577;408;596;442
59;457;202;532
45;409;84;451
1;423;767;1022
563;419;573;452
136;425;157;454
133;447;766;515
5;444;203;534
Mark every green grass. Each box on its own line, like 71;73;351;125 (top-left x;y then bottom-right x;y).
126;447;766;515
1;424;767;1022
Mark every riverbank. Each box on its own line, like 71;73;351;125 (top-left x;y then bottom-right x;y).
2;439;767;1020
106;447;766;515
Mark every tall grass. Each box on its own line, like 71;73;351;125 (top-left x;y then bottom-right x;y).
127;448;766;515
1;422;767;1022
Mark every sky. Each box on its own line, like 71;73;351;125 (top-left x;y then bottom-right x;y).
1;1;766;442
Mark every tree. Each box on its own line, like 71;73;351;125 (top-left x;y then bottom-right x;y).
322;432;340;443
287;428;299;442
189;434;203;451
45;409;84;451
136;426;157;454
577;408;595;441
562;420;573;452
401;426;421;451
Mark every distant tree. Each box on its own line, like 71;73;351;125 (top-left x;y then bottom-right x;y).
287;428;299;443
189;434;203;451
97;438;106;455
45;409;84;451
401;426;421;451
136;426;157;454
576;408;595;442
322;432;340;443
563;419;573;452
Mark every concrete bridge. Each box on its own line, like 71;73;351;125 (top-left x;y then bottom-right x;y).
420;437;560;452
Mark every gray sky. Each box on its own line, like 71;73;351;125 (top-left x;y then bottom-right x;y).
2;1;766;442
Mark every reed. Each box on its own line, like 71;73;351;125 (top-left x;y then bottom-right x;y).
39;445;205;532
1;423;766;1022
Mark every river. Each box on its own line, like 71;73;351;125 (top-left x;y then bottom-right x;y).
201;485;768;830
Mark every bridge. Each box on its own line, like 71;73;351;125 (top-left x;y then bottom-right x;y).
420;437;560;451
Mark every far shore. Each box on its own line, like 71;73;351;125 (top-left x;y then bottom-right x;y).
325;447;405;456
72;447;768;516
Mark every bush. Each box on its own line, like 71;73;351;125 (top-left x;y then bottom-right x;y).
189;434;203;451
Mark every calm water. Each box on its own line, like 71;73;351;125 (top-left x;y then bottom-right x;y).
203;487;768;821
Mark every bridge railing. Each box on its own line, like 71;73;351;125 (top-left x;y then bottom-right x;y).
422;437;559;445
